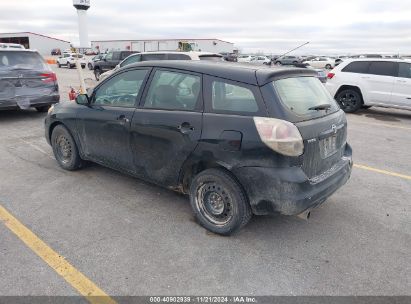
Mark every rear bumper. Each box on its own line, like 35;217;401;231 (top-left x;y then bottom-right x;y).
0;94;60;110
233;144;353;216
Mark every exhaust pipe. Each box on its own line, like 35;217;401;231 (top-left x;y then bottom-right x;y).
296;210;311;220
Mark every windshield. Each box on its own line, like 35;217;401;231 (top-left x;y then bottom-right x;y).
272;76;339;116
0;51;48;70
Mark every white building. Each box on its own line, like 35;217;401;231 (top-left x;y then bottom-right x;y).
0;32;71;55
91;38;234;54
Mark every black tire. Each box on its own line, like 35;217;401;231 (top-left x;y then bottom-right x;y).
189;168;252;235
35;105;50;112
325;64;332;69
94;68;101;81
275;61;281;65
68;63;73;69
88;63;93;70
57;62;61;68
51;125;83;171
335;88;363;113
81;65;86;69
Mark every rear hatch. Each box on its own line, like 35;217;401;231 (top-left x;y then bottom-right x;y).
270;75;347;179
0;51;58;108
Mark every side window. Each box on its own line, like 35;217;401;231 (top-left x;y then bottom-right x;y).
105;52;113;60
342;61;370;73
93;69;148;107
112;52;120;61
144;70;201;111
167;54;191;60
142;53;167;61
120;55;141;67
398;63;411;78
368;61;396;77
211;80;259;113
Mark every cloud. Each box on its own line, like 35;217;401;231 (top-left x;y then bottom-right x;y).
1;0;410;54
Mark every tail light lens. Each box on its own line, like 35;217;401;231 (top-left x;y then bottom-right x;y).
40;72;57;83
253;117;304;157
327;72;335;79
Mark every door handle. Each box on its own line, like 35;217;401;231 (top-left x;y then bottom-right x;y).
177;122;194;134
361;76;370;79
116;114;130;123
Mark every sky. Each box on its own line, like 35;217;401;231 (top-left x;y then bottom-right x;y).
1;0;411;55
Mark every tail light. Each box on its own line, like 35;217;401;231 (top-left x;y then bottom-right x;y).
327;72;335;79
40;72;57;83
253;117;304;157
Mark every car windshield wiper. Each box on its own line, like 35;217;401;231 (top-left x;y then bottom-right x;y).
308;104;331;111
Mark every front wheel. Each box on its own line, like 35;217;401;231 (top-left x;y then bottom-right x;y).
190;168;252;235
51;125;83;171
275;61;281;65
57;62;61;68
325;64;332;69
335;89;363;113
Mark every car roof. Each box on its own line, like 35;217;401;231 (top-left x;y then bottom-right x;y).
0;48;38;53
123;61;317;86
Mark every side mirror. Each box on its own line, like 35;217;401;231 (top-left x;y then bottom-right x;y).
75;94;89;105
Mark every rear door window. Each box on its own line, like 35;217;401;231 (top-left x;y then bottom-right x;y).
368;61;396;77
342;61;370;73
143;69;201;111
120;54;141;67
272;76;339;117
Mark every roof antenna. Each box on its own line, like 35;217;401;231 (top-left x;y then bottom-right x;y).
278;41;310;58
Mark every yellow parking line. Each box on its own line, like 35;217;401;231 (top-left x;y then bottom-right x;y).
350;120;411;130
354;164;411;180
0;205;116;304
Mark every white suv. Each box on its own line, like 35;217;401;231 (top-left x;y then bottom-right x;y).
326;59;411;112
56;53;87;69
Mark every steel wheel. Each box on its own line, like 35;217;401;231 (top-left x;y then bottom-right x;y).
195;182;234;226
55;134;72;165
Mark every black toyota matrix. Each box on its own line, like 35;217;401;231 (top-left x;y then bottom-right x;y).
45;61;352;235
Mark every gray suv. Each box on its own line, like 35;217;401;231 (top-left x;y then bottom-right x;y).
275;55;302;65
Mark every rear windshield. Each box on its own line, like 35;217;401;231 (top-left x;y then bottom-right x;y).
0;51;48;70
199;55;223;62
272;76;339;117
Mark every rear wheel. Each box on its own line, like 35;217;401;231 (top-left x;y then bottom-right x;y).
189;168;252;235
325;64;332;69
51;125;83;171
275;61;281;65
35;105;50;112
335;89;363;113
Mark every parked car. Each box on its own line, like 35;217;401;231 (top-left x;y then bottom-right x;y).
219;52;238;62
51;48;61;55
56;53;87;69
0;43;25;49
326;59;411;112
98;51;223;81
252;55;271;65
0;49;59;112
93;51;137;80
87;53;105;70
303;57;335;69
274;56;301;65
237;55;256;63
45;61;352;235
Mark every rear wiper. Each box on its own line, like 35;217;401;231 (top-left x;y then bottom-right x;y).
308;104;331;111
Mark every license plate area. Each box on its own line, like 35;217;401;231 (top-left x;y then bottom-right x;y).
320;135;337;158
